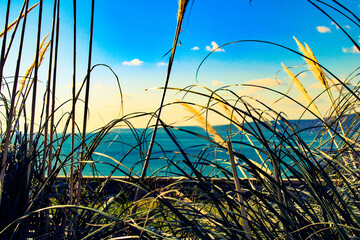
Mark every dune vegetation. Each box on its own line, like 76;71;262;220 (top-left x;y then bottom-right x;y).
0;0;360;239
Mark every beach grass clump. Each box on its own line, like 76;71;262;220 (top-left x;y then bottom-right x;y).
0;0;360;239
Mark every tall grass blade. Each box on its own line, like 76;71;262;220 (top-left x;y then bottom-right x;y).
42;0;58;181
0;0;11;94
227;137;251;240
78;0;95;205
0;0;30;197
70;0;77;207
0;3;39;39
132;0;190;211
48;0;60;179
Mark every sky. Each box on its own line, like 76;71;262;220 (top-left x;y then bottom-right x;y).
1;0;360;131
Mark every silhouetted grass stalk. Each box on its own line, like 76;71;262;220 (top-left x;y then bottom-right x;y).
70;0;77;206
1;1;360;239
0;0;30;196
42;0;58;181
132;0;190;212
227;137;251;240
28;0;43;188
48;0;60;178
77;0;95;206
0;0;11;93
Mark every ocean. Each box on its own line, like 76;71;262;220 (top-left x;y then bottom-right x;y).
56;119;322;178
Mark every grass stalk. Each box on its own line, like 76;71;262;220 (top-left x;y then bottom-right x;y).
70;0;77;206
132;0;190;212
0;0;11;93
227;137;251;240
77;0;95;205
41;0;58;180
0;1;360;239
28;0;43;183
0;0;30;197
48;0;60;178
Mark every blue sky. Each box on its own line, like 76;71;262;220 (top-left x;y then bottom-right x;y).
1;0;360;130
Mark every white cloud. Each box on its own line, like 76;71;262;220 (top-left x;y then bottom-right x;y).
156;62;167;66
205;41;225;52
122;59;144;66
342;46;360;54
317;26;331;33
212;80;224;86
191;46;199;50
331;22;351;30
331;22;339;30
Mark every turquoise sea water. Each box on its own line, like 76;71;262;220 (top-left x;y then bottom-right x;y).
55;120;321;178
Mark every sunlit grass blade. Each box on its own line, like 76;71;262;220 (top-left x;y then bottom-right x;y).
0;3;39;39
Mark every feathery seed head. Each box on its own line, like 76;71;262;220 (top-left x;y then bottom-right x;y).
282;63;322;118
293;37;328;89
178;100;225;146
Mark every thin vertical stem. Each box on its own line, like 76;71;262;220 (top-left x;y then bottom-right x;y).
70;0;77;205
132;0;189;212
0;0;11;93
42;0;58;180
28;0;43;183
39;0;56;235
227;137;251;240
140;0;189;179
48;0;60;177
77;0;95;205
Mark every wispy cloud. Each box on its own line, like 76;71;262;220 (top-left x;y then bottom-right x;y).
238;78;282;96
205;41;225;52
331;22;351;30
316;26;331;33
244;78;282;87
124;93;135;99
191;46;199;50
95;83;116;92
342;46;360;54
65;82;83;89
122;59;144;66
95;83;106;91
212;80;224;86
115;93;135;99
331;22;339;30
157;62;167;66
